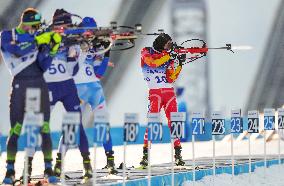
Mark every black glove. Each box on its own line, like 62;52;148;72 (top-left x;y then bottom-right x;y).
100;40;111;49
177;53;186;66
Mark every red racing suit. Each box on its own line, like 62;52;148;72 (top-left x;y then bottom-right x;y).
141;47;182;147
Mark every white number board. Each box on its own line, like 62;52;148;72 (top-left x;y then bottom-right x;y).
278;108;284;129
148;113;163;141
264;108;275;130
25;88;41;113
231;109;243;133
191;111;205;135
170;112;186;139
24;112;43;148
94;111;110;143
62;112;80;146
212;111;225;135
124;113;139;142
247;110;259;133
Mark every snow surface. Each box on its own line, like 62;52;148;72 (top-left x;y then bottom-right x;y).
183;165;284;186
1;138;284;184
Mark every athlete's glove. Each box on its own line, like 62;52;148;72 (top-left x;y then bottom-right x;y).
177;53;186;66
35;32;62;56
100;40;111;49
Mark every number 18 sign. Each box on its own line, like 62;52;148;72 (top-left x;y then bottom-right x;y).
124;113;139;142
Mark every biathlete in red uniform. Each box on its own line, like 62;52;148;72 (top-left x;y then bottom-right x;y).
140;33;186;167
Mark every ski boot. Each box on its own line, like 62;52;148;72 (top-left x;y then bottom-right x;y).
2;163;15;184
174;146;185;166
44;162;58;183
53;153;62;177
139;147;148;169
82;154;93;180
104;151;118;175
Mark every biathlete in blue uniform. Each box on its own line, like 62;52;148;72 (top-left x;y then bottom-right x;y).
0;8;60;184
42;9;92;179
72;17;117;174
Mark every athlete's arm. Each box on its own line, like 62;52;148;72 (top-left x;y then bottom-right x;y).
165;53;186;83
37;44;53;71
141;48;170;68
66;45;80;76
1;31;35;57
94;50;110;78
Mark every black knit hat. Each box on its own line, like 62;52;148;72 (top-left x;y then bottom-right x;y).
153;33;172;52
52;9;72;26
21;8;41;25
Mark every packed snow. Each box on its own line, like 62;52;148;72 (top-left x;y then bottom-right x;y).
0;138;284;185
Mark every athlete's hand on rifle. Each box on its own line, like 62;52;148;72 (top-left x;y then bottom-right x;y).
35;32;62;56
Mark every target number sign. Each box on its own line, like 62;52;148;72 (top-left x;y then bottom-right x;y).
247;110;259;133
212;111;225;135
94;111;110;143
191;111;205;135
231;109;243;133
170;112;186;139
62;112;80;147
278;108;284;129
147;113;163;141
24;113;43;148
124;113;139;142
264;108;275;130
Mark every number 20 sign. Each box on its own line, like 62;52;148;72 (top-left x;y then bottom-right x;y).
170;112;186;139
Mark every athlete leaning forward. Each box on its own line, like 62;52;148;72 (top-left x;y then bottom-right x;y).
0;8;61;184
140;33;186;168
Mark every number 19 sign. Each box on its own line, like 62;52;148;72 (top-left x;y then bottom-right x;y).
148;113;163;141
170;112;186;139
